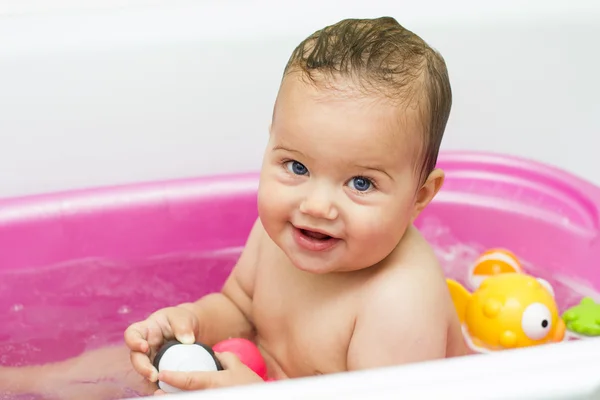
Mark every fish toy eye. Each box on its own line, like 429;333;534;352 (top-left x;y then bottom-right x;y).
521;302;552;340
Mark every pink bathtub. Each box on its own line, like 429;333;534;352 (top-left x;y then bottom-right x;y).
1;151;600;381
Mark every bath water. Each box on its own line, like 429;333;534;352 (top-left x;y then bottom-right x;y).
0;218;596;399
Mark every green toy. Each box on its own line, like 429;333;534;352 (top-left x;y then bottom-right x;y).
562;297;600;337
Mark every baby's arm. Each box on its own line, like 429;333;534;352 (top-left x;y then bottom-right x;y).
182;220;263;346
126;218;264;380
186;218;263;345
346;268;449;370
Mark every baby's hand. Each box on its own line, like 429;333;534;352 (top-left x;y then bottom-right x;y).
124;304;200;383
154;352;263;395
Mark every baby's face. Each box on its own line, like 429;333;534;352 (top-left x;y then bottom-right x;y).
258;74;424;274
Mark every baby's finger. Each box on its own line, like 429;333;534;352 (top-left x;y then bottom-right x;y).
153;389;167;396
130;351;159;382
158;370;219;391
214;352;244;370
165;310;196;345
124;322;149;352
146;320;167;353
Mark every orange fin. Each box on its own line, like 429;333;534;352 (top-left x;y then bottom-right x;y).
447;279;471;324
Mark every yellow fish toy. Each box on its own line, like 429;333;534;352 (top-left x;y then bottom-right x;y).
448;273;566;353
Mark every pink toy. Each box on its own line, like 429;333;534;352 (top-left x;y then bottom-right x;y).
213;338;268;380
1;151;599;369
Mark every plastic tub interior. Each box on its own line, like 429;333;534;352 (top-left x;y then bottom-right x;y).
1;151;600;399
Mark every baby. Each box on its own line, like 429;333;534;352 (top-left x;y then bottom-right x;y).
0;16;467;399
125;16;467;394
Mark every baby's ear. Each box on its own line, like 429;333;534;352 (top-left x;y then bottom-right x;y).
412;168;445;221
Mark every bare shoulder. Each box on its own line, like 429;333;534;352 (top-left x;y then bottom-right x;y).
367;225;448;302
347;226;456;370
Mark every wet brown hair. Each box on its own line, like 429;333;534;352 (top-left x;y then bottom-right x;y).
282;17;451;182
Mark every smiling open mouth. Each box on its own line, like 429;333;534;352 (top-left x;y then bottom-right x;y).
300;229;332;241
293;227;340;252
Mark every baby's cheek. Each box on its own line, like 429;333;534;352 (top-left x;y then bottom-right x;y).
349;206;408;245
258;182;291;224
258;186;277;220
348;208;389;239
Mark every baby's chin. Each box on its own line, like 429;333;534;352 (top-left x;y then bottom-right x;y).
283;248;343;274
286;248;372;274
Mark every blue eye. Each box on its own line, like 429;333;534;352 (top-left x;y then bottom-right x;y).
285;160;308;175
348;176;372;192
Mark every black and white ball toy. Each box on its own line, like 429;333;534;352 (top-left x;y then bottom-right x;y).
153;340;223;393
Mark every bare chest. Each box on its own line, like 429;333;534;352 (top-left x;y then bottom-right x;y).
250;249;359;378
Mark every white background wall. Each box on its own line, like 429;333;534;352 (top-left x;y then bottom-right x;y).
0;0;599;198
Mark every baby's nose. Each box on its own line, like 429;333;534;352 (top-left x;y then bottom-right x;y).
299;192;338;220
